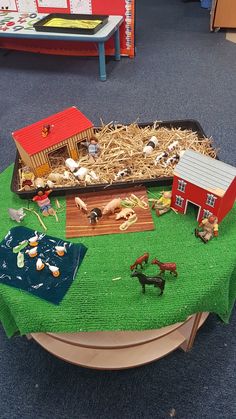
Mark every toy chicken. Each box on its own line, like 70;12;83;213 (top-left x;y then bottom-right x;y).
26;247;38;258
55;244;67;257
29;233;39;247
36;258;45;271
47;264;60;277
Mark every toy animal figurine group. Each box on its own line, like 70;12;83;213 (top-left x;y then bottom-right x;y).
130;252;178;296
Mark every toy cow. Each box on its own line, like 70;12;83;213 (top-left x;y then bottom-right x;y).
167;140;179;152
114;167;132;181
165;153;180;166
154;151;169;165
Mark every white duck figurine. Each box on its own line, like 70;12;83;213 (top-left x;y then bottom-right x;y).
47;263;60;277
55;243;67;256
29;232;39;247
26;247;38;258
36;258;45;271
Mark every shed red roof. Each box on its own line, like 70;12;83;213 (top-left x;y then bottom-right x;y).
12;107;93;155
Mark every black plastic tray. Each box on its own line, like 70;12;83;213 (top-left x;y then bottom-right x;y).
11;120;208;200
33;14;109;35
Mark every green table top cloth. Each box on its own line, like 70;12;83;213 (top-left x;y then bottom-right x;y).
0;165;236;337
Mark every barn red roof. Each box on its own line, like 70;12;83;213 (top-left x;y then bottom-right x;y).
12;107;93;155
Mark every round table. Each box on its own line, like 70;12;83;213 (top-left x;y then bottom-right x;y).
31;312;209;369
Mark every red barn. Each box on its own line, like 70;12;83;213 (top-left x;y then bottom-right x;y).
12;106;94;177
171;149;236;223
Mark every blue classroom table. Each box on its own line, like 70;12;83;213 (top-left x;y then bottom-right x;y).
0;13;124;81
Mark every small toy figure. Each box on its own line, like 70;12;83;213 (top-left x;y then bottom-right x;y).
29;233;39;247
131;271;165;295
8;208;26;223
115;208;135;220
34;178;45;189
167;140;179;152
41;124;51;138
26;247;38;258
36;258;45;271
17;252;25;269
154;151;169;166
74;167;89;180
151;258;178;276
88;208;102;225
102;198;122;215
13;240;28;254
87;136;100;159
153;191;172;216
55;244;67;256
65;158;79;172
165;154;180;166
114;167;132;181
130;252;149;271
47;264;60;277
32;188;55;217
75;196;88;212
143;136;159;156
21;166;35;190
195;215;219;243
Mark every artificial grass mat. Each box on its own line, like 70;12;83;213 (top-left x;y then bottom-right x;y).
1;165;236;338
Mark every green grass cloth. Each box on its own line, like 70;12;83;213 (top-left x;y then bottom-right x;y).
1;165;236;337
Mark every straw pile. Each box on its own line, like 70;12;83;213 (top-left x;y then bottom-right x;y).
19;122;217;189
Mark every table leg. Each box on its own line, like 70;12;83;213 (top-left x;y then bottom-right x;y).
114;28;121;61
98;42;106;81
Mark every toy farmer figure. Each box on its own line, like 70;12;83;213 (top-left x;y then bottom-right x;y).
153;191;172;216
195;215;219;243
33;188;55;217
88;136;100;159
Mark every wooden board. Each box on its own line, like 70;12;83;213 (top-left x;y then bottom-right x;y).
66;186;155;238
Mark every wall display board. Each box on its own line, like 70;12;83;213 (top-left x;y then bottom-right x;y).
0;0;135;56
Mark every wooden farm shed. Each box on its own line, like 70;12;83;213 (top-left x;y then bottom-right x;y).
171;149;236;223
12;107;94;177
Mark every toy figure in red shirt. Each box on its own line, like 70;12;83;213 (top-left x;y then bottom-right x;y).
33;188;55;217
195;214;219;243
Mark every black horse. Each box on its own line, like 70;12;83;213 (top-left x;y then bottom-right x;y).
131;271;165;295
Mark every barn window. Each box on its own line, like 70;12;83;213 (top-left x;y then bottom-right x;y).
177;179;187;193
175;195;184;207
206;194;217;207
202;209;212;219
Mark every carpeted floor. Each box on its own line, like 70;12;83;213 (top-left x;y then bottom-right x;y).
1;0;236;418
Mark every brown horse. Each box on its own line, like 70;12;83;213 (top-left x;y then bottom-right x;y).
131;271;165;295
130;252;149;271
151;258;178;277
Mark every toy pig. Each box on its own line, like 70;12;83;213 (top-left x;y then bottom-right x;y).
116;208;135;220
88;208;102;225
102;198;122;215
75;196;88;212
8;208;26;223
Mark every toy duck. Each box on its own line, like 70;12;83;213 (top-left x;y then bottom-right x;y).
26;247;38;258
55;244;67;257
29;233;39;247
36;258;45;271
47;264;60;277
